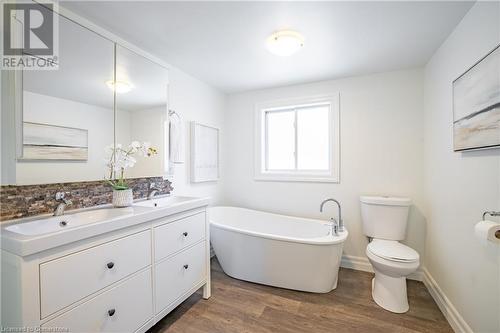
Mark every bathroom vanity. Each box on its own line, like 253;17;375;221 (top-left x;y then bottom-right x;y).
0;4;210;331
1;196;210;332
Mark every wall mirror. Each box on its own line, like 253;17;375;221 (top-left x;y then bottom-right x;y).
115;45;169;179
17;13;115;185
4;4;169;186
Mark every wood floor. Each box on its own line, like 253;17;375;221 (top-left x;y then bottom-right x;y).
148;258;453;333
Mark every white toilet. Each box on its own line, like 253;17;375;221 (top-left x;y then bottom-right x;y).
360;196;420;313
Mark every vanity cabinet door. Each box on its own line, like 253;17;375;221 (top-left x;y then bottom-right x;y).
154;212;205;261
40;230;151;318
155;241;206;313
42;269;153;333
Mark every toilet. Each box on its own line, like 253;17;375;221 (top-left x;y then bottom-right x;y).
360;196;420;313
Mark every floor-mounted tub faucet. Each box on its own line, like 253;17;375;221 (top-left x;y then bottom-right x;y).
320;198;344;234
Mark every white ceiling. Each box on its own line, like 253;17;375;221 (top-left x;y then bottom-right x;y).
62;1;474;93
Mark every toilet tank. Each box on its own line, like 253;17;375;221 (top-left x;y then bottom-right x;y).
360;196;411;240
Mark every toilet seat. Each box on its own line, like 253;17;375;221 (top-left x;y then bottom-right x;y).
367;239;419;263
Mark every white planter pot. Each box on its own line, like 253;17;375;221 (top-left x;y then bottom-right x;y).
112;189;133;207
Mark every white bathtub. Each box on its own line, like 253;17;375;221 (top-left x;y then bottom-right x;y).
209;206;348;293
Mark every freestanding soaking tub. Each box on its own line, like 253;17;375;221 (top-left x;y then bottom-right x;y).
209;206;348;293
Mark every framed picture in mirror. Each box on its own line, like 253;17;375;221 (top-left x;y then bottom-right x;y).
21;122;88;160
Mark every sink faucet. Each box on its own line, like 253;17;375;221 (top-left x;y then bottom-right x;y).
53;192;72;216
147;184;160;200
320;198;344;234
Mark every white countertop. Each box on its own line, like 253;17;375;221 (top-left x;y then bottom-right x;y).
1;195;210;257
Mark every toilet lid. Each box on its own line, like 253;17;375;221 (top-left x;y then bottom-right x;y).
367;239;419;262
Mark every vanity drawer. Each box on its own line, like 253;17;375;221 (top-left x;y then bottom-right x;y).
154;212;205;261
42;269;153;333
40;230;151;318
155;241;206;313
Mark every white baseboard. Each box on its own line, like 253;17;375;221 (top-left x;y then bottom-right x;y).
422;268;473;333
340;254;373;272
340;255;424;281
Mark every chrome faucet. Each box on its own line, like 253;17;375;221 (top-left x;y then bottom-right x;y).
147;184;160;200
320;198;344;234
53;192;72;216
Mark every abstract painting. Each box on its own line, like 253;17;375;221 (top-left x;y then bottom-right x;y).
453;44;500;151
190;122;219;182
22;122;88;160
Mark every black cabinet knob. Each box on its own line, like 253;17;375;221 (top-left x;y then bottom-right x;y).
183;264;189;269
106;262;115;269
108;309;115;317
182;232;188;237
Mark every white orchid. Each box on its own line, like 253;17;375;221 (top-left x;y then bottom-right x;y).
104;141;157;190
128;141;141;154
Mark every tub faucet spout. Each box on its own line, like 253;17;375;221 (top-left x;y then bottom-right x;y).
320;198;344;233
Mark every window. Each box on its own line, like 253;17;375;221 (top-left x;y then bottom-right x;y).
255;94;340;182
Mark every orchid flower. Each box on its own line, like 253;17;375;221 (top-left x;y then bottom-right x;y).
104;141;158;190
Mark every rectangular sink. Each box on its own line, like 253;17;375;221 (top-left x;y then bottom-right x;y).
133;196;194;208
1;196;210;257
4;207;135;236
4;197;197;237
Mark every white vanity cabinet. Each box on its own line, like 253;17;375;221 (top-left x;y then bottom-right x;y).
1;204;211;333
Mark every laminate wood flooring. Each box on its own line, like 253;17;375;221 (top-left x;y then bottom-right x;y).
148;258;452;333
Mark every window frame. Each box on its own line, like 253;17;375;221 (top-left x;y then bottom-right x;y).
254;94;340;183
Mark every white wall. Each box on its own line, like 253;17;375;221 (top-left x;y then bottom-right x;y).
223;69;425;260
167;66;226;205
423;2;500;332
17;91;115;185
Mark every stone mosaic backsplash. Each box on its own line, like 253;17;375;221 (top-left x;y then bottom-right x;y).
0;177;172;221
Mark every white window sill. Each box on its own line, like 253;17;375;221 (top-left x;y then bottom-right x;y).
254;172;339;183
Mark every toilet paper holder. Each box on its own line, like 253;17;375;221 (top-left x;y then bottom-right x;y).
483;211;500;221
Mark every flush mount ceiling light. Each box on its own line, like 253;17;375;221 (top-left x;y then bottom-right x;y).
266;30;305;56
106;80;133;94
